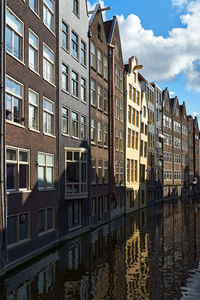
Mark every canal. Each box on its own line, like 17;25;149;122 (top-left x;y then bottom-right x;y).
1;196;200;299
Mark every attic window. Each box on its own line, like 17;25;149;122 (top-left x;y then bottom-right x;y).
115;42;119;58
176;108;179;117
97;23;101;40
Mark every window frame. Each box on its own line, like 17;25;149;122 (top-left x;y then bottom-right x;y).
38;152;54;190
38;207;55;235
43;43;55;85
7;212;30;246
43;97;55;136
43;0;55;33
6;146;30;192
28;29;39;74
6;7;24;63
28;88;39;131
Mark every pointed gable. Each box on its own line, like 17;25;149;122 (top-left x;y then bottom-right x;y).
89;4;108;47
163;88;172;113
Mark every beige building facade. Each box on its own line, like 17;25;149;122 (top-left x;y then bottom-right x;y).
125;57;148;213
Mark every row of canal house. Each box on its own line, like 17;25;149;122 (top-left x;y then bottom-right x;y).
0;0;200;269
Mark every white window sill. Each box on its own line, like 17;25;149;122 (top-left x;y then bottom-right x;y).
8;238;31;249
28;66;40;77
68;225;82;232
43;132;56;138
30;7;40;19
29;127;40;134
7;190;31;195
38;228;56;237
43;21;56;37
6;120;25;128
6;51;25;65
43;77;56;88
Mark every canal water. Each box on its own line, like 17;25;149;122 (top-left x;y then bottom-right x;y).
1;196;200;299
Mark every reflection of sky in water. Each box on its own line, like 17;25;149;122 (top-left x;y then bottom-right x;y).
181;262;200;299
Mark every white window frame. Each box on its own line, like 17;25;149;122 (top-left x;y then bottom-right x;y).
6;146;30;192
28;89;39;131
43;0;55;33
29;29;39;73
43;97;55;136
6;7;24;62
43;43;55;84
5;75;24;126
29;0;39;15
38;152;54;190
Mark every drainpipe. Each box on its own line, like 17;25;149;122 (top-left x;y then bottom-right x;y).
108;44;116;208
0;0;7;265
88;30;92;225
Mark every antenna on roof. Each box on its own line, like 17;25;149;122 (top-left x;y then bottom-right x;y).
88;6;111;15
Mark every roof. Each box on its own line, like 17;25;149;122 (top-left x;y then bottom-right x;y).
89;3;100;27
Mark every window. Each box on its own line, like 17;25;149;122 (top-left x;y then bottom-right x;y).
116;129;119;150
92;158;96;184
68;200;81;228
81;115;86;140
62;106;69;135
71;31;78;59
6;147;29;191
115;98;119;119
97;23;101;40
73;0;79;15
72;111;79;138
134;160;138;182
70;71;79;98
29;30;39;73
115;161;119;185
120;162;124;184
65;149;87;194
119;71;123;92
91;80;96;106
133;88;136;102
38;207;54;234
97;50;102;74
81;78;86;102
5;76;23;124
115;42;119;58
128;105;132;123
103;56;108;80
115;65;119;88
104;90;108;113
104;125;108;147
98;159;103;184
6;8;23;61
43;98;54;135
127;159;130;183
97;85;103;110
62;22;68;51
91;119;96;143
29;89;39;131
128;129;131;148
38;153;54;189
43;44;54;84
81;41;86;65
62;64;69;92
104;161;108;184
136;132;138;149
43;0;55;32
132;108;135;125
29;0;39;15
129;84;132;100
132;130;135;148
97;122;103;145
7;213;29;245
90;42;96;69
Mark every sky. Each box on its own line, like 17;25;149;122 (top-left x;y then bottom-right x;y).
88;0;200;118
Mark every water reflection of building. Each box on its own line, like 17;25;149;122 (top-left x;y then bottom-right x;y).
125;211;149;300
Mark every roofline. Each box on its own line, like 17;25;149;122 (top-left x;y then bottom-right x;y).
89;3;100;27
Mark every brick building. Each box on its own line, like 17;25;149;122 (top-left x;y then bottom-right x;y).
163;88;173;197
180;102;189;194
4;0;58;263
193;117;199;185
171;97;182;196
188;115;194;188
58;0;89;236
89;5;110;225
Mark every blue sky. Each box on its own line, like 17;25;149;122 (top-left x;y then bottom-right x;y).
88;0;200;117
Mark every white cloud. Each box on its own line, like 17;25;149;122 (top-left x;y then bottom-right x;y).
172;0;188;8
117;0;200;91
169;91;175;96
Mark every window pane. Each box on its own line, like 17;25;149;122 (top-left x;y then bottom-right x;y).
19;165;27;189
19;213;28;241
6;9;22;35
47;208;53;230
38;153;45;164
6;77;22;97
19;151;28;162
7;164;16;190
38;166;45;188
46;167;53;187
47;155;53;166
7;149;17;161
38;210;45;233
29;32;38;48
7;216;17;245
67;162;79;183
